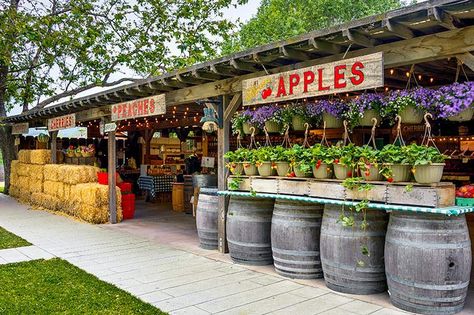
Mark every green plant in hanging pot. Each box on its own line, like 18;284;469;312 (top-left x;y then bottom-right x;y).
285;144;312;178
382;88;433;125
310;144;333;179
252;105;284;133
355;145;383;181
378;144;411;182
281;104;310;131
329;144;357;180
242;148;258;176
347;93;384;128
271;145;290;176
224;148;247;175
405;144;448;184
231;109;257;135
254;146;274;177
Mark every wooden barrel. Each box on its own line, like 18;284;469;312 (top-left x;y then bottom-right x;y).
196;187;218;249
226;196;274;265
385;212;472;315
320;204;388;295
183;175;193;214
271;200;323;279
467;213;474;288
171;183;184;212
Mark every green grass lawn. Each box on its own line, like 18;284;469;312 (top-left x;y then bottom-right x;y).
0;226;31;249
0;258;167;314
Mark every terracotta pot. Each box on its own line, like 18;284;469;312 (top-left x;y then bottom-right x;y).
413;163;445;184
265;121;282;133
359;110;382;127
361;165;383;181
448;107;474;122
243;162;258;176
292;115;307;131
275;162;290;177
294;165;311;178
312;163;332;179
334;164;353;180
257;162;273;177
322;112;343;129
384;163;411;182
229;163;244;175
399;105;424;124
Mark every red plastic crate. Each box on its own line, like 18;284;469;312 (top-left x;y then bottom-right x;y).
97;172;121;185
122;193;135;220
117;182;132;194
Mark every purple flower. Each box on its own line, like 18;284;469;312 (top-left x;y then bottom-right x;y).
242;109;254;121
251;105;283;127
351;93;384;113
434;81;474;119
306;99;348;119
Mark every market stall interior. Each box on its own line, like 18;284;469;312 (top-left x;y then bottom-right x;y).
5;1;474;314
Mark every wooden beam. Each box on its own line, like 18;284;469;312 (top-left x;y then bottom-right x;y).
176;73;205;85
165;26;474;106
223;93;243;122
147;82;173;92
217;95;230;253
230;59;260;72
456;53;474;72
49;131;58;164
382;19;414;40
76;107;111;122
161;78;189;88
428;7;460;30
308;38;344;54
280;46;311;61
124;88;146;97
108;130;117;224
252;52;282;65
210;64;241;76
192;70;223;81
342;29;378;47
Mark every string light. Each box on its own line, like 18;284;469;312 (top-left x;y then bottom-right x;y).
405;72;410;77
430;77;434;83
418;74;422;80
389;69;394;75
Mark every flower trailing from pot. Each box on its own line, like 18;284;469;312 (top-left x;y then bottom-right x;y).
251;105;284;129
381;88;434;124
432;81;474;120
346;93;384;128
281;103;312;131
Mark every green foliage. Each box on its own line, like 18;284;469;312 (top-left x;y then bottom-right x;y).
224;147;253;162
228;175;243;190
222;0;406;54
378;144;409;164
0;226;31;249
285;144;312;173
329;144;358;168
0;258;166;314
270;145;288;162
405;144;448;166
254;146;274;163
309;144;333;165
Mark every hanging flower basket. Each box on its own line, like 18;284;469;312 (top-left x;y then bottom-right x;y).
399;105;425;124
359;110;382;127
383;163;411;182
447;107;474;122
242;122;257;135
291;115;307;131
265;121;282;133
413;163;445;184
322;112;343;129
257;162;273;177
334;164;353;180
275;162;290;177
294;165;311;178
312;163;332;179
243;162;258;176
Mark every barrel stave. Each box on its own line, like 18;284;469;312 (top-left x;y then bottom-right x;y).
196;187;218;249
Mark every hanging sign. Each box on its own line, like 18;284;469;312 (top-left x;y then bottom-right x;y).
111;94;166;121
104;122;117;133
242;52;384;106
48;114;76;131
11;122;29;135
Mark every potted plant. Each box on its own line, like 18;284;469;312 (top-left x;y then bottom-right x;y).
255;146;274;177
314;99;349;129
271;146;290;176
405;144;448;184
310;144;333;179
224;148;245;175
242;148;258;176
355;145;383;181
347;93;383;128
379;144;411;182
330;144;357;180
281;104;310;131
231;109;256;135
285;144;312;178
252;105;284;133
382;88;433;124
434;81;474;122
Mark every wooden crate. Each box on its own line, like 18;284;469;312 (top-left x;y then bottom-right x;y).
228;176;455;208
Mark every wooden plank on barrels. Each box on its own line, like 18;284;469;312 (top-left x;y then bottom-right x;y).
386;184;455;207
278;178;309;195
308;180;345;200
250;178;278;193
345;184;386;203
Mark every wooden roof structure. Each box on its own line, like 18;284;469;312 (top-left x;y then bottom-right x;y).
5;0;474;124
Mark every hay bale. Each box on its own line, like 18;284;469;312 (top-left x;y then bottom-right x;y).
30;150;51;165
31;193;60;211
43;181;64;199
17;176;30;192
30;178;43;193
9;186;20;198
18;150;31;164
58;165;100;184
16;163;30;177
63;184;73;201
70;183;107;207
29;164;44;181
10;160;19;175
44;164;60;182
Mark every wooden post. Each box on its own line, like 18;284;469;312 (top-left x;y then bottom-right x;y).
108;130;117;224
50;131;58;164
217;94;242;253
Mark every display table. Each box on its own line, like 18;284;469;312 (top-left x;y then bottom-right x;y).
137;175;175;199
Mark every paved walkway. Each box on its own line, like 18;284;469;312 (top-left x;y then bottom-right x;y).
0;194;472;315
0;245;55;264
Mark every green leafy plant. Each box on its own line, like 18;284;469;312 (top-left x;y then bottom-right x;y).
405;144;448;166
231;110;253;135
270;146;288;162
281;104;310;126
309;144;333;167
329;144;358;168
285;144;312;174
355;145;380;178
254;146;274;164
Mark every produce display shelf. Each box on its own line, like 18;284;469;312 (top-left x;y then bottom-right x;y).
218;190;474;216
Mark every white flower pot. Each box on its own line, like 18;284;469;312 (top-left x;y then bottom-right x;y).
359;110;382;127
243;162;258;176
448;107;474;122
361;165;383;181
243;122;258;135
413;163;445;184
334;164;354;180
399;105;425;124
292;115;307;131
257;162;273;177
322;112;343;129
312;163;332;179
294;165;311;178
229;162;244;175
275;162;290;177
384;163;411;182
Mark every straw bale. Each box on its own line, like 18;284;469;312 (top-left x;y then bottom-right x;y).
30;178;43;193
43;181;64;199
70;183;107;207
10;173;19;187
44;164;60;182
77;201;122;224
31;193;60;211
9;186;20;198
18;150;31;164
58;165;99;184
17;176;30;192
29;164;44;181
10;160;19;176
30;150;51;165
16;163;30;177
63;184;73;201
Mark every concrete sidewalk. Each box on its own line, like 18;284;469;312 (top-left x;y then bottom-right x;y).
0;194;472;315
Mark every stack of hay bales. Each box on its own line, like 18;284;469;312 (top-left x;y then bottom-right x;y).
10;150;122;224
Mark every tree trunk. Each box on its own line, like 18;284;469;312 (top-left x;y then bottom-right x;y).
0;125;16;194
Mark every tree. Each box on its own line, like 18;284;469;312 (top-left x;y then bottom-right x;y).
0;0;246;194
222;0;410;55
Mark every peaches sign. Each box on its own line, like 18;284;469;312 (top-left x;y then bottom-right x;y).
242;52;384;106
